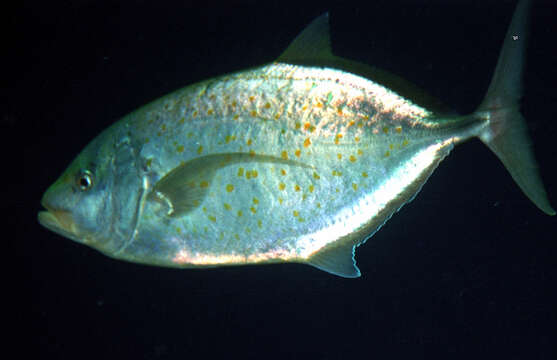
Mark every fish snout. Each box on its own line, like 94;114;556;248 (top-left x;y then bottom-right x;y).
38;191;82;242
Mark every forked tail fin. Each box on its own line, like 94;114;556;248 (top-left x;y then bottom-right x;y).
476;0;555;215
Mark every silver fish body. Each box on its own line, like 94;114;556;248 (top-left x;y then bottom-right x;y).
119;64;460;271
38;1;554;277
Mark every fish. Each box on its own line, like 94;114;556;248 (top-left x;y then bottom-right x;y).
38;0;554;278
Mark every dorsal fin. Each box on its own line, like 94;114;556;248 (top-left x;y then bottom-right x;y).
277;13;334;64
277;13;451;115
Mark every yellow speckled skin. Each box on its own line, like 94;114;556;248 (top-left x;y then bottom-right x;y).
117;63;457;268
38;3;554;277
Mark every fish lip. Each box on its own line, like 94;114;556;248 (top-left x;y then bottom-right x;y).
38;206;81;242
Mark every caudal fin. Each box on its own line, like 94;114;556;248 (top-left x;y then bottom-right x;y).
476;0;555;215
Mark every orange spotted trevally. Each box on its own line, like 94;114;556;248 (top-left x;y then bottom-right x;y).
38;0;554;277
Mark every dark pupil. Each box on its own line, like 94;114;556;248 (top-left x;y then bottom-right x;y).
79;175;90;189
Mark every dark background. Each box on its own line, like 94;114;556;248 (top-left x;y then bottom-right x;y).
12;0;556;359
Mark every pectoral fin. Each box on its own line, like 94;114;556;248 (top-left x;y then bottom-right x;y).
150;152;311;218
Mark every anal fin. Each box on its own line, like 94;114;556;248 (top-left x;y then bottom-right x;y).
307;242;361;278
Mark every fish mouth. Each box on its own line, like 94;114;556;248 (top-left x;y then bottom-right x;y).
38;207;81;242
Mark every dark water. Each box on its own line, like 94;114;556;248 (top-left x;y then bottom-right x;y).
14;1;556;359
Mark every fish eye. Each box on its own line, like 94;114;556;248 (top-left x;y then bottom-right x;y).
76;170;94;191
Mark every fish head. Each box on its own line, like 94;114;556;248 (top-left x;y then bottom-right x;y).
38;123;145;256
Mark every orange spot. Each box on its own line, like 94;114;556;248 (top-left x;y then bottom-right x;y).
280;169;287;176
352;183;358;191
193;110;198;118
250;110;257;117
224;203;231;210
313;172;320;180
279;183;286;191
233;114;239;120
294;184;301;192
207;109;214;115
281;151;288;160
237;210;243;217
383;126;389;134
237;168;244;177
337;153;342;160
349;155;356;162
295;122;301;130
226;184;234;192
295;149;301;157
293;210;299;217
309;185;314;193
247;139;252;146
362;172;368;178
197;146;203;154
249;149;256;157
253;197;259;205
304;122;311;130
357;149;363;156
303;138;311;148
395;126;402;133
264;102;271;109
250;207;256;214
208;215;216;222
